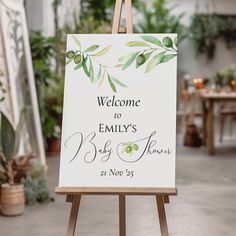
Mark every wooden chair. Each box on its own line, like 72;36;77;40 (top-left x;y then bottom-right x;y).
219;102;236;142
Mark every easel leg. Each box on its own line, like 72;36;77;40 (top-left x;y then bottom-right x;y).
156;195;169;236
67;195;81;236
119;195;126;236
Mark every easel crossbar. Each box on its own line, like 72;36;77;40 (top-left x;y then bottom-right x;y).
55;187;177;196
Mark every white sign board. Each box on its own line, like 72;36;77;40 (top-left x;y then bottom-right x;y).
59;34;177;188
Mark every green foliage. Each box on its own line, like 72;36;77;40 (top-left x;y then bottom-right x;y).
30;32;63;139
30;32;56;86
0;112;15;161
80;0;140;23
0;111;26;185
80;0;113;22
190;14;236;59
214;66;236;87
0;70;6;102
66;36;126;92
21;167;53;205
118;35;177;73
136;0;186;42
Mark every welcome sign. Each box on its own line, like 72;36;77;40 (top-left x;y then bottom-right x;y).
59;34;177;188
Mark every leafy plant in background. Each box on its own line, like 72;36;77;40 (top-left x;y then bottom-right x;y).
66;36;126;92
30;32;63;141
117;35;177;73
21;167;53;205
80;0;140;23
190;14;236;59
214;66;236;88
136;0;186;43
80;0;114;22
0;111;32;185
0;69;6;102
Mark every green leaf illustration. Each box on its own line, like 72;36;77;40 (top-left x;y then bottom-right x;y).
160;54;177;63
122;52;139;70
112;77;127;87
174;37;178;47
74;61;83;70
72;35;81;49
126;41;150;47
98;71;106;88
82;56;90;77
144;51;154;61
114;64;123;68
94;65;102;82
89;58;94;82
118;52;139;62
145;51;166;73
108;76;117;93
66;58;73;65
141;35;163;47
84;45;99;53
93;45;111;56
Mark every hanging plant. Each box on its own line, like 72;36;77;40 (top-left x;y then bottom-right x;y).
190;14;236;60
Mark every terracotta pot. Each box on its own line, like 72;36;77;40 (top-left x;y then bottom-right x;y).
1;184;25;216
231;80;236;92
46;138;60;156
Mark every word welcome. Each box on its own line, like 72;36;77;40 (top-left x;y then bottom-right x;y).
97;95;141;107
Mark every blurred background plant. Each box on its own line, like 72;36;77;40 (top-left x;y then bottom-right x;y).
21;167;53;205
190;14;236;59
214;66;236;88
0;69;6;102
135;0;187;43
30;32;63;154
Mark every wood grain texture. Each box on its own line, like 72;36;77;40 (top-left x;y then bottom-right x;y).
55;187;177;195
112;0;123;34
119;195;126;236
207;100;215;155
156;196;169;236
66;195;81;236
124;0;133;33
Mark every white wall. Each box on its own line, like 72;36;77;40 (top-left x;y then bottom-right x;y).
26;0;80;36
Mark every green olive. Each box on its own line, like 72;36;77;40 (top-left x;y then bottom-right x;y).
126;146;132;154
163;37;173;48
74;54;82;64
136;54;146;66
66;51;75;59
133;144;139;151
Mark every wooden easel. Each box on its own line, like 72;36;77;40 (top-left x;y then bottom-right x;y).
55;1;177;235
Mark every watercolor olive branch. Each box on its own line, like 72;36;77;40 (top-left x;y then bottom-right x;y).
116;35;177;73
66;36;127;93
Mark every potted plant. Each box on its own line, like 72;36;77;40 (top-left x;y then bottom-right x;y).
214;66;236;90
43;76;63;156
0;111;31;216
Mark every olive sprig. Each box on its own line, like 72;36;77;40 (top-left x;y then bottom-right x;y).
122;142;139;156
117;35;177;73
66;36;127;93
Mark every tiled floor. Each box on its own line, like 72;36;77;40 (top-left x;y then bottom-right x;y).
0;135;236;236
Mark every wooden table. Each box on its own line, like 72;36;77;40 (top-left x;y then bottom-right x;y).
201;92;236;155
